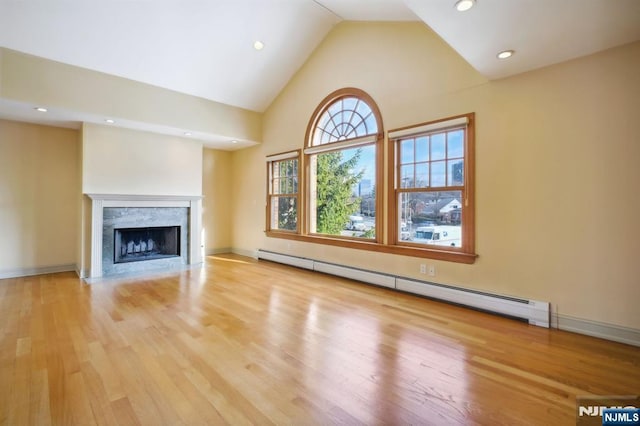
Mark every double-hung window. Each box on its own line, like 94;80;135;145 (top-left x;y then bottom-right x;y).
389;113;475;260
266;150;300;233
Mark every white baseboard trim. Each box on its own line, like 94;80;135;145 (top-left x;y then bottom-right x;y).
76;267;87;279
231;248;259;259
0;264;77;280
555;314;640;347
205;247;232;256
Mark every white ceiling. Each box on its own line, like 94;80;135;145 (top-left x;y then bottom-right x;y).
0;0;340;112
0;0;639;147
407;0;640;80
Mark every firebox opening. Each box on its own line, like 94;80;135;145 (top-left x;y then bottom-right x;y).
114;226;180;264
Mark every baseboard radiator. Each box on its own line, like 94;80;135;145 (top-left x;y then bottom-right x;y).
257;249;550;328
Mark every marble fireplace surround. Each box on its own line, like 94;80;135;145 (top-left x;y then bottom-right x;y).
86;194;202;279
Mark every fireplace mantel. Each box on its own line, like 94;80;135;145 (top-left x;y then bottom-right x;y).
86;194;203;279
87;193;202;203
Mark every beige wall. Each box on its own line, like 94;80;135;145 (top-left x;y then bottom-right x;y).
0;119;79;274
82;123;203;196
0;48;262;144
231;22;640;330
202;148;233;253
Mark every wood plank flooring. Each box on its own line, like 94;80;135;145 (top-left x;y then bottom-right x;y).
0;254;638;425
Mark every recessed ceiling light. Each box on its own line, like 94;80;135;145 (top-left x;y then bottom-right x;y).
253;41;264;51
35;107;48;112
497;50;515;59
105;119;115;124
455;0;475;12
184;132;192;137
231;140;238;144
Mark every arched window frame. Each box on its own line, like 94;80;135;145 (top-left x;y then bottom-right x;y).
303;88;384;244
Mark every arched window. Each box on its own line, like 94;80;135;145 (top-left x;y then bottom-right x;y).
304;88;383;240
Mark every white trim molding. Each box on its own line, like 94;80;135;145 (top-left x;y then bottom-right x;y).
554;314;640;347
0;264;76;280
205;247;233;256
90;198;104;279
232;248;259;259
86;194;203;278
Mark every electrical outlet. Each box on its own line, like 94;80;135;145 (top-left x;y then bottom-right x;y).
419;264;427;274
428;265;436;276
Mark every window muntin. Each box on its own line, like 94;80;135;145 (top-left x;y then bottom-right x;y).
399;129;464;189
392;115;473;254
313;97;378;145
267;153;299;232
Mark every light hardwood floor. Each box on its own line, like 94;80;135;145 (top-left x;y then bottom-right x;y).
0;254;638;425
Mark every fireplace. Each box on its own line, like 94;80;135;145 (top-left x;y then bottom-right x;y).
114;226;180;264
85;194;202;279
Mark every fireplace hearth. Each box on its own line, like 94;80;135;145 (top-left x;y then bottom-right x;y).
114;226;180;264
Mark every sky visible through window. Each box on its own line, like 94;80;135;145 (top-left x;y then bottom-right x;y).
341;146;375;196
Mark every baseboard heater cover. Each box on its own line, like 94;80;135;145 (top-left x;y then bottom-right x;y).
256;249;550;328
313;261;396;289
257;250;314;270
396;278;549;328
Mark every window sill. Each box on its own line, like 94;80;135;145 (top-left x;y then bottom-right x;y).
265;231;477;264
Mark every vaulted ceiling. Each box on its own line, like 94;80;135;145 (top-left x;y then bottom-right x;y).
1;0;639;141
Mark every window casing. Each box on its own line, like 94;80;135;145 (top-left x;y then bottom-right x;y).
266;151;300;233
